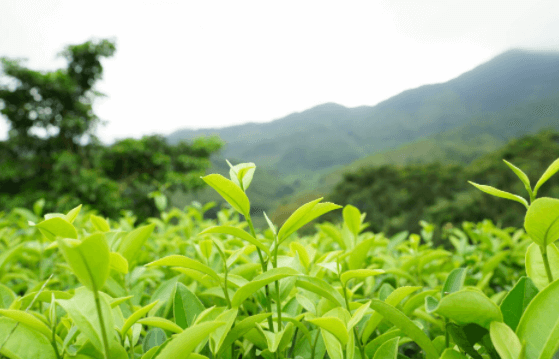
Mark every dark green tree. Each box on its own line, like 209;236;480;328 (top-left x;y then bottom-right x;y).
0;39;222;220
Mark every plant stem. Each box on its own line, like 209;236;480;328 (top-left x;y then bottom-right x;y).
273;235;283;331
342;283;366;359
93;290;111;359
246;214;275;332
540;245;554;284
445;319;450;348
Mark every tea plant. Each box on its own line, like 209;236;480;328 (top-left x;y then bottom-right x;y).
0;157;557;358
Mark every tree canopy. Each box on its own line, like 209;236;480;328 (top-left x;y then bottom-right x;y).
0;39;222;220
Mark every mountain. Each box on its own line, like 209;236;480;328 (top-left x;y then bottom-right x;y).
168;49;559;223
169;50;559;174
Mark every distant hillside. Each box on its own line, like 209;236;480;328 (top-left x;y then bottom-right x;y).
169;50;559;177
169;49;559;225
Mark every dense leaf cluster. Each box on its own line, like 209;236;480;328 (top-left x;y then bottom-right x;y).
329;131;559;238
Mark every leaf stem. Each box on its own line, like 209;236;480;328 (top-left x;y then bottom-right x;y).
342;282;366;359
93;290;111;359
540;245;554;284
246;214;275;332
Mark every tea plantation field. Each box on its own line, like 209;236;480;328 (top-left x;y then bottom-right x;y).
0;158;558;359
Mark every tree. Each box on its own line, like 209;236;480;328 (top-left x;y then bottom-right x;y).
0;39;222;220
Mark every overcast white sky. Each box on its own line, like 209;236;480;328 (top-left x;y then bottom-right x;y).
1;0;559;143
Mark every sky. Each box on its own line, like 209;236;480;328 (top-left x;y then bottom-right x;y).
1;0;559;144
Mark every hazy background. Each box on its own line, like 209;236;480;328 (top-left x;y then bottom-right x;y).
2;0;559;143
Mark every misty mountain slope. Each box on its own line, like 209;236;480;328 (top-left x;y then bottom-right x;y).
168;49;559;176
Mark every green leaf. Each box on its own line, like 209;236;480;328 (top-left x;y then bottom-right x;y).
174;283;205;329
263;212;277;236
142;328;167;353
373;336;399;359
217;313;272;355
154;321;224;359
202;174;250;216
121;300;159;336
500;276;539;331
231;267;299;307
516;277;559;359
365;328;403;358
118;223;155;265
362;286;421;342
524;198;559;247
57;287;115;353
442;268;468;297
295;276;345;307
109;252;129;274
402;289;439;315
0;309;51;338
446;323;484;359
343;205;362;238
503;160;532;195
490;321;522;359
468;181;529;209
65;204;82;223
278;198;342;242
366;299;439;359
440;348;469;359
340;269;385;287
525;243;559;290
0;317;56;359
199;226;270;256
427;289;502;329
322;329;344;359
226;160;256;191
90;214;110;232
137;317;183;333
146;255;220;282
210;307;238;354
58;233;110;291
308;317;349;345
347;300;372;331
534;158;559;195
36;217;78;241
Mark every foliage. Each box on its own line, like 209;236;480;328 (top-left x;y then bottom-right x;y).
0;155;557;358
0;39;222;220
328;131;559;237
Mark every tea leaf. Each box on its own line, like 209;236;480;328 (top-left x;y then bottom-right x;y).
525;243;559;290
500;276;539;331
427;289;502;329
154;321;224;359
0;317;56;359
0;309;51;338
524;197;559;247
366;299;439;359
516;278;559;359
174;283;204;329
490;321;522;359
121;300;159;336
202;174;250;216
199;226;270;256
278;198;342;242
343;205;362;238
373;336;399;359
90;214;110;232
308;317;349;345
295;276;345;307
36;217;78;241
118;223;155;264
109;252;129;274
58;233;110;291
217;313;272;355
57;287;115;353
468;181;529;209
210;307;238;354
65;204;82;224
146;255;220;282
340;269;385;286
534;158;559;195
503;160;532;196
440;349;469;359
442;267;468;297
231;267;299;306
137;317;183;333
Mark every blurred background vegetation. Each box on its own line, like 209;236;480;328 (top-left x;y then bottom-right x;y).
1;39;559;241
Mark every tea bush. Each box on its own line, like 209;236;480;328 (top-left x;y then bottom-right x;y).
0;157;558;359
